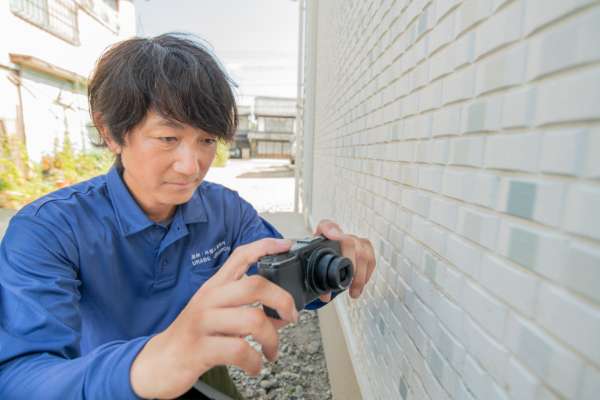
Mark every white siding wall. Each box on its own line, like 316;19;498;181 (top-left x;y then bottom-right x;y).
303;0;600;399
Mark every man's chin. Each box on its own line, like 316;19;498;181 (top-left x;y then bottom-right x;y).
160;189;196;206
172;192;196;205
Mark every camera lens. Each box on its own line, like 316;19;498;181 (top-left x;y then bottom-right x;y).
307;248;353;294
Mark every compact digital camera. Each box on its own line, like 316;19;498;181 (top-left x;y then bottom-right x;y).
257;236;353;320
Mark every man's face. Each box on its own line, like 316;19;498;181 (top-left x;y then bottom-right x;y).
111;111;218;221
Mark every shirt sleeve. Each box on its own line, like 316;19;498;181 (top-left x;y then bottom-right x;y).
0;214;150;400
231;194;283;247
230;194;335;310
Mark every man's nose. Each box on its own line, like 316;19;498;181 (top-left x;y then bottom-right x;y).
173;145;199;176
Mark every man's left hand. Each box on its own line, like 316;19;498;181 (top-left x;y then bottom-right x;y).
314;219;376;302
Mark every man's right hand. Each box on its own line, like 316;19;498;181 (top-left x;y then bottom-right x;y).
130;238;298;399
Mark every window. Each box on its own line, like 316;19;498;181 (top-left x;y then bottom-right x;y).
10;0;79;45
78;0;119;32
264;117;294;133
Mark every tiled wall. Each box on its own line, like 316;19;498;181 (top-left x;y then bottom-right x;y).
303;0;600;399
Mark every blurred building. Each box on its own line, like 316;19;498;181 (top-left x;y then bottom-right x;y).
247;96;296;159
231;104;251;159
0;0;136;162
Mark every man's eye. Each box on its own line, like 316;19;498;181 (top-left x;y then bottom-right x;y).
203;138;217;145
159;137;178;143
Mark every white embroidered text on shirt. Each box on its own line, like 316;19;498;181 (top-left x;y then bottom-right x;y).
191;241;231;266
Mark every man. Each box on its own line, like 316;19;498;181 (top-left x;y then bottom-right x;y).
0;34;375;399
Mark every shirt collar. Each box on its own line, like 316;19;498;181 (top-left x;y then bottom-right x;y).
180;185;208;224
106;166;208;237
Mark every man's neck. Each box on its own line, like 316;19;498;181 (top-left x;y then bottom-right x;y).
121;169;176;223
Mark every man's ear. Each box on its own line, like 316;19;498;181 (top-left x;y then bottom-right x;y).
93;112;121;154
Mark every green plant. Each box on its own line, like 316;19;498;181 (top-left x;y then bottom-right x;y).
0;137;114;210
212;140;229;167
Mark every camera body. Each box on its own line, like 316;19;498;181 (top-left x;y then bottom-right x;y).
257;236;353;320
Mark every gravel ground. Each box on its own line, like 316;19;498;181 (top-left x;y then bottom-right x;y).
206;159;333;400
229;310;332;400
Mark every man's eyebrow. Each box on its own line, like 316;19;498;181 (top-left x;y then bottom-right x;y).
156;118;185;129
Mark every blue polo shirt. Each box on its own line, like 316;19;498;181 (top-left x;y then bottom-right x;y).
0;166;327;399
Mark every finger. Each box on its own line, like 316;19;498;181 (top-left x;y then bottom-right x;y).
199;307;280;362
201;275;299;323
363;239;376;288
319;293;332;302
269;317;292;331
349;236;367;298
314;219;344;240
338;234;357;286
201;238;292;291
197;336;263;376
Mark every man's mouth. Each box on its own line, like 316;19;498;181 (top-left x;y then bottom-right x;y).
166;180;198;188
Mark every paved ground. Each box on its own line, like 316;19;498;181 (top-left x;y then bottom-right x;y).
206;158;296;214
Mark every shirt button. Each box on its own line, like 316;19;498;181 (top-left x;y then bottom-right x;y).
162;260;168;266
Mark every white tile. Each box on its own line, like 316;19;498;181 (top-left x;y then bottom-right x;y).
540;128;586;176
565;242;600;303
535;283;600;365
579;364;600;400
462;281;508;341
456;0;494;36
446;234;483;280
462;354;493;399
565;184;600;240
583;127;600;178
475;43;527;95
449;136;485;167
485;132;540;172
505;314;585;398
501;87;535;129
442;65;475;104
532;181;566;227
535;67;600;126
435;293;465;339
464;316;509;386
457;207;499;250
429;8;457;54
442;169;465;200
432;105;462;136
523;0;596;35
480;254;539;317
474;0;524;58
527;6;600;80
506;357;540;400
430;197;459;230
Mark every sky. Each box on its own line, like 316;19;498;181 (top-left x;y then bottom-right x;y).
134;0;300;104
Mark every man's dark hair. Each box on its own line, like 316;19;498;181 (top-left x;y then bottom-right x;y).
88;33;238;149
